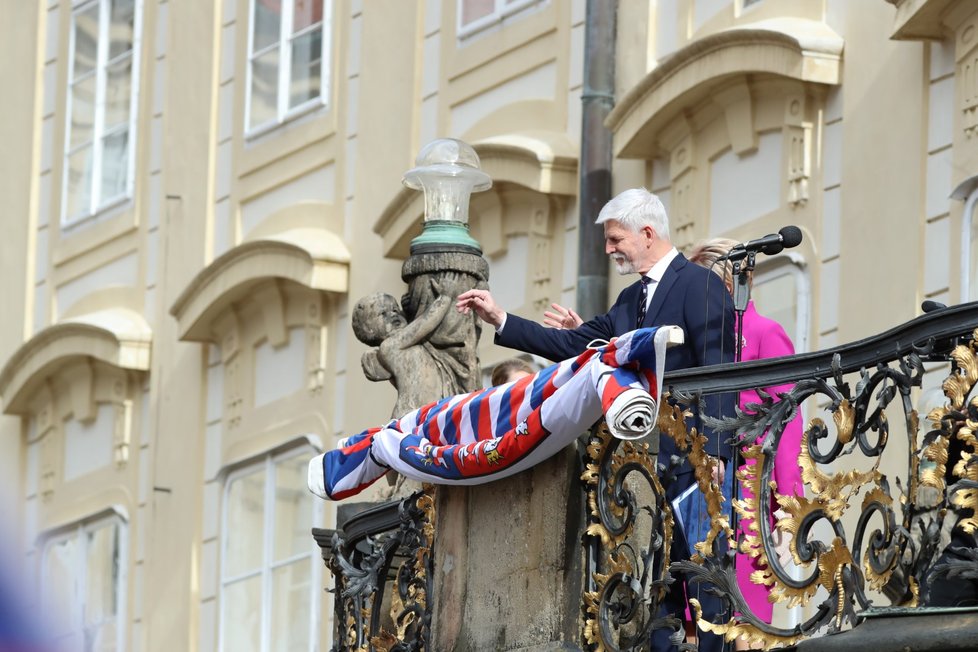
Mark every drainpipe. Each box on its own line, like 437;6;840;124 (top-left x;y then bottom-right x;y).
576;0;617;321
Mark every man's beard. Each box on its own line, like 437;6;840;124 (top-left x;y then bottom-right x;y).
612;255;634;275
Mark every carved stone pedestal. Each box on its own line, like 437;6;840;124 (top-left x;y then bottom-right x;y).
431;445;586;651
786;607;978;652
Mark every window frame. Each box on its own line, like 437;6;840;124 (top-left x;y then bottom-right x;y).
457;0;542;39
61;0;142;228
962;185;978;302
244;0;332;138
40;512;129;651
218;446;324;652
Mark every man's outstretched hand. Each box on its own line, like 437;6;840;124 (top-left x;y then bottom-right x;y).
456;289;506;328
543;303;583;330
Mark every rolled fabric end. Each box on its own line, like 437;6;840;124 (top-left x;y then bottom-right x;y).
606;388;657;440
307;453;329;499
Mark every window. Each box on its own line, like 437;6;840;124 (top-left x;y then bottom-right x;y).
220;449;322;652
751;255;810;354
965;189;978;302
64;0;140;225
970;211;978;302
247;0;331;133
458;0;542;38
41;515;127;651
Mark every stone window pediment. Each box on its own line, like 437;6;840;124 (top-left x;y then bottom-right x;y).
0;308;149;504
172;223;345;472
0;308;151;416
886;0;973;41
169;224;350;343
605;19;842;250
608;18;843;159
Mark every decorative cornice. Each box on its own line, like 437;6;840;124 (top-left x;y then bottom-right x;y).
607;18;844;159
169;227;351;342
886;0;959;41
0;309;152;415
473;132;578;196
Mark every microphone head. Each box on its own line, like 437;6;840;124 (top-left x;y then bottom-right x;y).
761;241;785;256
779;225;803;249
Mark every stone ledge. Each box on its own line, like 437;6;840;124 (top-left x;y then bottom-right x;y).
786;607;978;651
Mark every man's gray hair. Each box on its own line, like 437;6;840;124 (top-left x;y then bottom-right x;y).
594;188;671;241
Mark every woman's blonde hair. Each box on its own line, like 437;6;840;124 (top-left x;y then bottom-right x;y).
687;237;740;293
490;358;535;386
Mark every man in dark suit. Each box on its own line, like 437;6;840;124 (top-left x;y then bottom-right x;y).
456;187;736;651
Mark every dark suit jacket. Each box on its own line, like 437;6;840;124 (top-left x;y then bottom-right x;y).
495;252;736;466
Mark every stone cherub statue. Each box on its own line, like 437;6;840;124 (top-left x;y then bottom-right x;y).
352;270;482;418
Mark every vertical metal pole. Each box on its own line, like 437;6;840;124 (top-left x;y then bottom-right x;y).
576;0;618;321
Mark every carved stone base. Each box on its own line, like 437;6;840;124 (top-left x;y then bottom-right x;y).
786;608;978;651
430;446;585;651
401;249;489;283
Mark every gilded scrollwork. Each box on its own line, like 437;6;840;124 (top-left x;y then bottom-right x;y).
321;487;435;652
320;321;978;651
641;326;978;650
582;422;682;651
922;328;978;597
383;490;435;650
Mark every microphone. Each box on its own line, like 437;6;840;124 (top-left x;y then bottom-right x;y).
720;225;803;261
921;300;947;313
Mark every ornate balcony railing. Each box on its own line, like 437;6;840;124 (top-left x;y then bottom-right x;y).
315;301;978;651
313;490;435;651
583;301;978;650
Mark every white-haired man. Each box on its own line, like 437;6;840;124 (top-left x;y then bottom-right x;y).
457;187;737;651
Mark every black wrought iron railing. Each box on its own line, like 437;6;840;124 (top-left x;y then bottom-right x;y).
315;302;978;651
583;301;978;650
313;490;435;651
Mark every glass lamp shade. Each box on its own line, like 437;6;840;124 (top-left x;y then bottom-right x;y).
402;138;492;224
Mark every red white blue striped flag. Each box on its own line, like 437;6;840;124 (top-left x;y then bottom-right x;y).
307;326;679;501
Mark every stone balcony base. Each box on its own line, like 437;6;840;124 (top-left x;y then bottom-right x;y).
788;607;978;651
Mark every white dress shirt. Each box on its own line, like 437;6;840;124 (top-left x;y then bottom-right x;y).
639;247;679;312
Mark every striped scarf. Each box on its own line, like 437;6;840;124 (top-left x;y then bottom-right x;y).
308;326;678;501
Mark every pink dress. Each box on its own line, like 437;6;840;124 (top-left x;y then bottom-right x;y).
736;301;804;622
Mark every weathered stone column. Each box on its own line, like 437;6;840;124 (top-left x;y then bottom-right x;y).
395;139;586;650
430;448;586;651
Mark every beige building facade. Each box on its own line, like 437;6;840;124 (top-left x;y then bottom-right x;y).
0;0;976;650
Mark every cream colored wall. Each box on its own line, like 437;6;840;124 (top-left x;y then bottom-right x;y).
0;0;40;609
345;0;425;431
141;1;213;649
4;0;978;650
836;1;925;341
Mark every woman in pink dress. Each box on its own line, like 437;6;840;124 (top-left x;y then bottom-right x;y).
689;238;804;646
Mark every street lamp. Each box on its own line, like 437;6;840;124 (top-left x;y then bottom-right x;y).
403;138;491;255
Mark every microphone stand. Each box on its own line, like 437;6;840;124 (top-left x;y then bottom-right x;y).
728;251;755;581
732;252;755;362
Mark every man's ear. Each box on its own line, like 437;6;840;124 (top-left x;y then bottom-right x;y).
642;225;656;246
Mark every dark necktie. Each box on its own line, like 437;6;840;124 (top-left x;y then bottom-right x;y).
636;276;652;329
